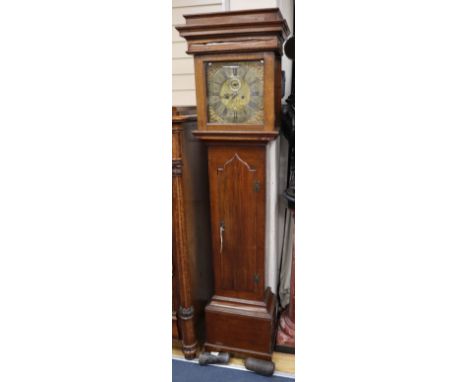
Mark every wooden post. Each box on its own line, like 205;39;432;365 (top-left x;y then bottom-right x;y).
172;109;197;359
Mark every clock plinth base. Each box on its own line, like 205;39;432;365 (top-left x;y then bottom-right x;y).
204;288;276;361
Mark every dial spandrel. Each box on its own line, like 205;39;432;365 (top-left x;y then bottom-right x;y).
206;61;264;124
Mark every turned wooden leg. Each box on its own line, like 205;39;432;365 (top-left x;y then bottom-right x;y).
178;305;197;359
173;123;198;360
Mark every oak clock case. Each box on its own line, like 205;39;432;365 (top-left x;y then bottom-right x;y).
176;8;290;361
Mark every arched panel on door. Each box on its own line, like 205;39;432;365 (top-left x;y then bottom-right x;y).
217;153;258;294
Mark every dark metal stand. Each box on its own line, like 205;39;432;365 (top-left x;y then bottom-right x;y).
276;13;295;352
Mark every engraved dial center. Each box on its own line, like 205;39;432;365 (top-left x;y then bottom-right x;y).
220;78;251;111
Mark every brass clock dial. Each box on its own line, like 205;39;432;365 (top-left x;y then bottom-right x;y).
206;61;264;124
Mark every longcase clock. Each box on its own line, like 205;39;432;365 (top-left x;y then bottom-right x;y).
176;8;290;361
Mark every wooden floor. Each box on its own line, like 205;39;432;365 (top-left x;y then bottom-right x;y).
172;343;295;375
